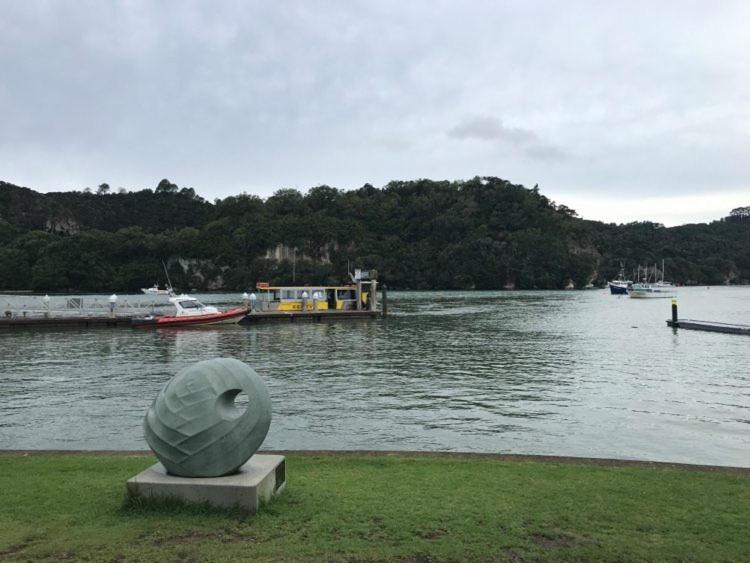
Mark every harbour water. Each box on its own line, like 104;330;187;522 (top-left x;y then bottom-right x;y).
1;287;748;466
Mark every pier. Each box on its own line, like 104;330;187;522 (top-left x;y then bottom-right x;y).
0;309;383;329
667;319;750;335
0;284;387;329
666;300;750;335
1;276;388;330
0;315;134;329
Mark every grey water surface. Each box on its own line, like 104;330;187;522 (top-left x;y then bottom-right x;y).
1;287;749;466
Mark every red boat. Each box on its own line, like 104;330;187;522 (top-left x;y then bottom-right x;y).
132;294;248;328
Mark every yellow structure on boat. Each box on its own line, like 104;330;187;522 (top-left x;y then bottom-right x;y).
253;283;372;312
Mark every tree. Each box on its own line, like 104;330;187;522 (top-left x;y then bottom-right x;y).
97;183;110;195
155;179;179;194
728;206;750;222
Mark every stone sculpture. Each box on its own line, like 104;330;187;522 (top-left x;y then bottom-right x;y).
144;357;272;477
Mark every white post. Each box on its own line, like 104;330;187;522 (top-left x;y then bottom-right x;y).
109;294;118;318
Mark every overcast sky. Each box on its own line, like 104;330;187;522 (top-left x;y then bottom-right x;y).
1;1;748;225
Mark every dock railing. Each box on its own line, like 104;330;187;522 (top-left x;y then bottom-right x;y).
0;294;172;319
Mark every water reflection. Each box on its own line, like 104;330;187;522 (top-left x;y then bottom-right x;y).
0;288;749;466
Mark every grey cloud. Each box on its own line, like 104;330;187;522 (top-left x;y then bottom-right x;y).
0;1;748;225
448;116;565;160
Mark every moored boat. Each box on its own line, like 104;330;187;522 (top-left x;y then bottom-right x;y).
140;283;172;296
132;294;247;328
628;284;676;299
628;261;676;299
609;281;630;294
249;279;375;312
608;263;632;295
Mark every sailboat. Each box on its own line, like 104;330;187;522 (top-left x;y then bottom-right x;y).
140;283;172;295
629;261;676;299
141;262;175;295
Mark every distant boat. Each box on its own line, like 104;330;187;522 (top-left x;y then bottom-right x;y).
141;262;177;295
608;263;632;295
141;284;172;296
629;284;675;299
628;261;676;299
131;294;247;328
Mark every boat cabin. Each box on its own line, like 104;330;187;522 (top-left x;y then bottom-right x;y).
252;283;374;312
170;294;220;317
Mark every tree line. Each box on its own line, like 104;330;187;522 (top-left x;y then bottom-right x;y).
1;178;748;292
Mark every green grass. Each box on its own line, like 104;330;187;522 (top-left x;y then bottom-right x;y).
0;453;748;562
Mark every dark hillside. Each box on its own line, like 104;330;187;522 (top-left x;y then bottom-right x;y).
0;180;213;234
0;177;747;292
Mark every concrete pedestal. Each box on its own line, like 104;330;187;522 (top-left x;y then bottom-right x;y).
126;454;285;513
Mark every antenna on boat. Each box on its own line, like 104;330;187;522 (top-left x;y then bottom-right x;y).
162;260;174;294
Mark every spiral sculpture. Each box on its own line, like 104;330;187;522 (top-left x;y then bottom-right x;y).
144;357;272;477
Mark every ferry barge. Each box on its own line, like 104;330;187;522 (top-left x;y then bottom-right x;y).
241;270;383;322
250;284;371;312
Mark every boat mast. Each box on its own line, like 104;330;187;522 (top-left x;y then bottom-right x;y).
162;260;174;293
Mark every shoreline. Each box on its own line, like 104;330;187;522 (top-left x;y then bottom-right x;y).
3;449;748;474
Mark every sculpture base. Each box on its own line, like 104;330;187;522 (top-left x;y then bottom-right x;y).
126;454;286;513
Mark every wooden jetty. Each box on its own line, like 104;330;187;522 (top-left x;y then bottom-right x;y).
666;300;750;335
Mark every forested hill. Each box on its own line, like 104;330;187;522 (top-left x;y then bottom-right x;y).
1;178;748;292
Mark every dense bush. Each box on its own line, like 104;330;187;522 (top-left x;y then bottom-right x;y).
0;178;747;292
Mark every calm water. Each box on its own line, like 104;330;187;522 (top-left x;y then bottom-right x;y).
1;288;749;466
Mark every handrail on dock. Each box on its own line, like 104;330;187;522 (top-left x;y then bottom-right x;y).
1;294;170;319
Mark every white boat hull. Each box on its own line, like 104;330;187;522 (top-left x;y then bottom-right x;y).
629;288;676;299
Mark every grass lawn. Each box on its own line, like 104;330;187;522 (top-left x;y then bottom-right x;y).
0;452;748;562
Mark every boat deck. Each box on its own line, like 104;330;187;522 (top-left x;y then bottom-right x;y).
667;318;750;335
241;309;380;323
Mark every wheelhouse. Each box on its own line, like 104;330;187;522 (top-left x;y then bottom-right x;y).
252;284;372;312
169;294;220;317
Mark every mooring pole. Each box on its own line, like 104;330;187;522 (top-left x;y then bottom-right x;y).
671;298;678;327
381;284;388;317
370;280;377;311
